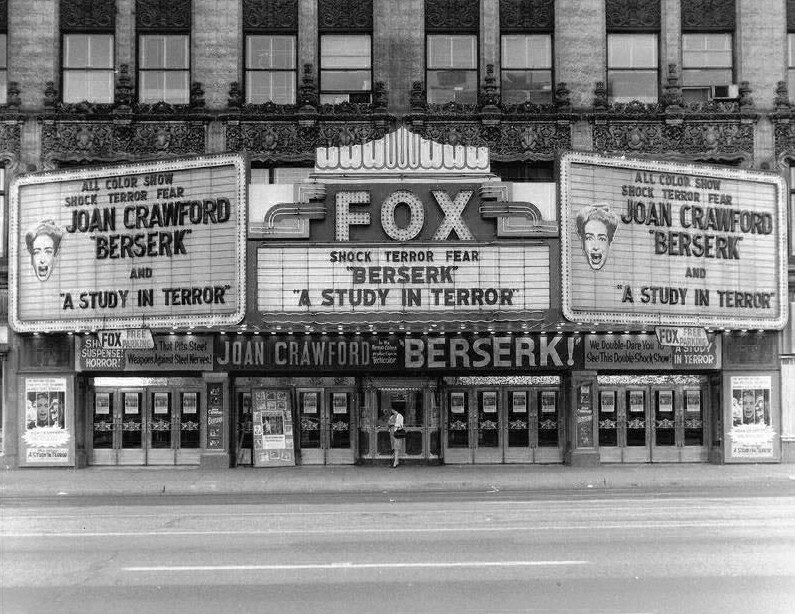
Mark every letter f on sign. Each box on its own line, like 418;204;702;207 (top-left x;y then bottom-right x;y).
336;191;371;241
432;190;475;240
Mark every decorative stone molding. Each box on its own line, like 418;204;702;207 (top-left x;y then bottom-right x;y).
114;64;133;111
190;82;206;110
314;125;489;175
61;0;115;31
225;122;390;164
136;0;191;30
417;121;571;161
243;0;298;31
774;81;790;112
426;0;479;31
318;0;373;31
681;0;735;32
4;81;20;109
0;121;21;158
228;82;243;109
661;64;683;112
605;0;660;31
554;82;571;111
40;121;206;168
593;81;608;110
592;120;753;163
499;0;554;32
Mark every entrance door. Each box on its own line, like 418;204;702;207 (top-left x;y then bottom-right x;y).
234;390;254;466
91;387;119;465
90;380;203;466
118;388;145;465
623;387;651;462
297;388;355;464
148;388;174;465
652;386;707;462
535;388;563;463
358;381;440;464
474;389;501;463
504;388;532;463
444;388;472;463
91;388;147;465
596;377;709;463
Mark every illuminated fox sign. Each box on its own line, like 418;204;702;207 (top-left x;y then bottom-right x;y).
335;189;475;242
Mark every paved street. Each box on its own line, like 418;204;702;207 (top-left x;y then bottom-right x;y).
3;486;794;614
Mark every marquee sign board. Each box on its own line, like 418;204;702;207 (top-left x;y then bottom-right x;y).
258;244;551;325
560;152;788;329
256;181;554;328
9;154;247;332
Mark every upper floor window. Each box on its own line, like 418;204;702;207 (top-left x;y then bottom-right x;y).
501;34;552;104
427;34;477;104
138;34;189;104
320;34;372;104
681;33;733;102
607;33;658;103
245;35;296;104
0;34;6;105
62;34;114;103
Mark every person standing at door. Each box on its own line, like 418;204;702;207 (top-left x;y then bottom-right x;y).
388;408;404;468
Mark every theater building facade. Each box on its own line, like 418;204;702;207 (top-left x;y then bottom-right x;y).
1;0;794;469
4;129;789;469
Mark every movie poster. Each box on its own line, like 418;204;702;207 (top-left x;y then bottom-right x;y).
729;376;776;460
252;389;295;466
22;376;72;465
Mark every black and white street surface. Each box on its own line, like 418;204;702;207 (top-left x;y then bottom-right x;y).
2;465;795;614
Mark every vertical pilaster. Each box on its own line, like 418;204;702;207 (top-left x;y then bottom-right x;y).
298;0;318;82
481;0;499;83
661;0;680;88
555;0;605;109
737;0;785;111
374;0;423;113
117;0;135;71
194;0;240;110
9;0;58;109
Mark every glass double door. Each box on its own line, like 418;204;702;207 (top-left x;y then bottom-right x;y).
296;388;355;464
444;384;563;464
91;383;202;465
597;378;708;463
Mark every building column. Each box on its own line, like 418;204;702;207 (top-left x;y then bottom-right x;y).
555;0;605;110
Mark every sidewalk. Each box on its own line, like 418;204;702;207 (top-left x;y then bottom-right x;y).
2;463;795;499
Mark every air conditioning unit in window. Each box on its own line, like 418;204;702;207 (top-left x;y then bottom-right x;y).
711;84;739;100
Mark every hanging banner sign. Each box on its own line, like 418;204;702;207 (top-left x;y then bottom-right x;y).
215;333;583;372
96;328;154;349
560;153;788;329
655;326;709;347
584;333;721;370
76;334;213;371
9;154;247;333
